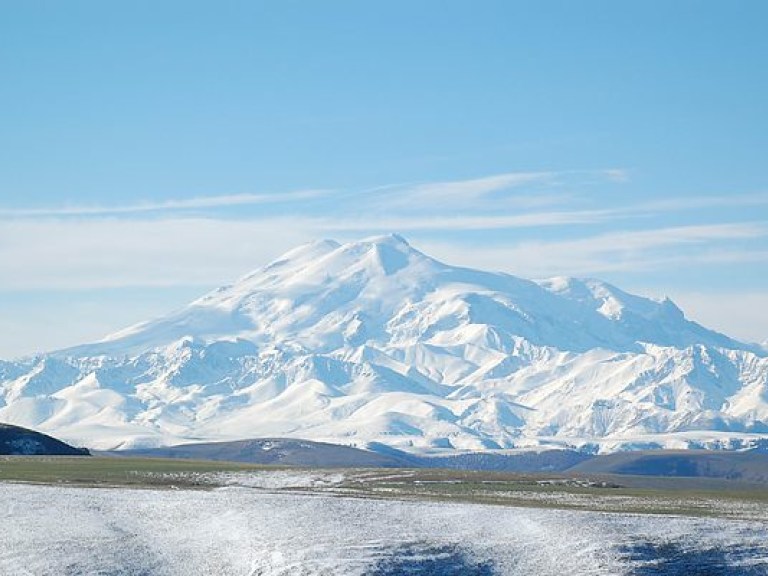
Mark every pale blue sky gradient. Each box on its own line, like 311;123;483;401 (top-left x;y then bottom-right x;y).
1;1;767;357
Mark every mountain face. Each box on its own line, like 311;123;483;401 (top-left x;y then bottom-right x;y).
1;234;767;452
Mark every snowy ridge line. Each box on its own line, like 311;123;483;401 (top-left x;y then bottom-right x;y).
1;234;767;452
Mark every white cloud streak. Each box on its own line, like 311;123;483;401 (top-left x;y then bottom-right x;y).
418;223;768;278
0;168;627;224
363;169;627;212
0;217;317;289
6;171;763;231
0;190;329;218
1;218;764;291
391;172;555;205
602;168;630;183
321;209;616;232
630;191;768;213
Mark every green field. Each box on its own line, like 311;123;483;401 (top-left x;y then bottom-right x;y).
2;456;767;520
0;456;272;488
339;467;768;518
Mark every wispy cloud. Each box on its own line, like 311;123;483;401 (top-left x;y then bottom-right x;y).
0;169;628;222
358;168;626;212
322;209;615;232
0;190;329;218
631;191;768;213
560;223;766;252
418;223;768;277
602;168;630;183
391;171;555;205
0;217;317;289
2;216;763;292
662;291;768;344
2;169;764;295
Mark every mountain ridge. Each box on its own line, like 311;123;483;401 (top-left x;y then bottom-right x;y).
1;235;766;452
0;423;89;456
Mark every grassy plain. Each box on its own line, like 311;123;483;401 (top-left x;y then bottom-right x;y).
0;456;270;488
1;456;766;520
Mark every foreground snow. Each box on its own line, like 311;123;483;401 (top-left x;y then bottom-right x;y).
1;482;767;575
2;235;767;452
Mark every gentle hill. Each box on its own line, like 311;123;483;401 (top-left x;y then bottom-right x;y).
411;449;595;473
106;438;408;468
568;450;768;484
0;423;89;456
107;438;594;472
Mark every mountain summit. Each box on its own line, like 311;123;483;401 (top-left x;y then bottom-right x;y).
1;235;766;452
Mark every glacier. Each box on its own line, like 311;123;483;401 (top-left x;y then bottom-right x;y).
1;234;767;452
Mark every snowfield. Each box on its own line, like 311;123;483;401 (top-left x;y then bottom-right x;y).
1;234;768;452
2;482;767;575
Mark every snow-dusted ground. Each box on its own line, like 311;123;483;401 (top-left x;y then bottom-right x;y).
2;482;767;575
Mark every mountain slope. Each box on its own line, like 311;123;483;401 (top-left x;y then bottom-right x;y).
0;423;89;456
568;450;768;483
107;438;408;468
1;234;766;452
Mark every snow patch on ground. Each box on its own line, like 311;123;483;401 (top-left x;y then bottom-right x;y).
1;481;767;575
134;469;347;490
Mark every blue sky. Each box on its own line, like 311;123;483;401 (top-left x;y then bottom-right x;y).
1;1;767;357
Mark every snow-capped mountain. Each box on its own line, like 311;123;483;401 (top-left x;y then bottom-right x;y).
1;234;767;452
